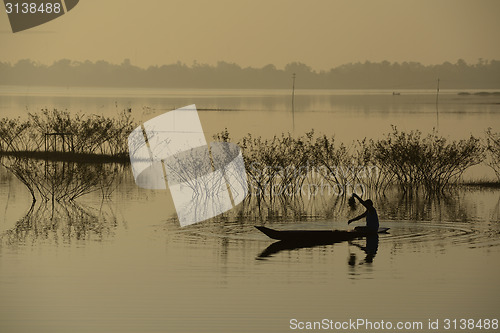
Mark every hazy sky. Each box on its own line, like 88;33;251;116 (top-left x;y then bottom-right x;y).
1;0;499;70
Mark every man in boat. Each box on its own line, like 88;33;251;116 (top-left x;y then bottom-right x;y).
347;193;379;232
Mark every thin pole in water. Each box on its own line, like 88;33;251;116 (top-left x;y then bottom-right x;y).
292;73;296;133
435;78;440;131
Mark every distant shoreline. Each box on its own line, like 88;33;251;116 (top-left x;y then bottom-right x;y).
1;59;499;89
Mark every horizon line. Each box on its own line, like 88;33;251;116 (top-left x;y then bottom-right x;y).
1;57;499;72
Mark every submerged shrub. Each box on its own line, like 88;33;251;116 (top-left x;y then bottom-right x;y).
2;157;122;202
0;117;32;152
485;128;500;181
213;127;486;198
238;132;310;198
369;126;484;192
0;109;133;203
1;108;135;156
215;130;375;199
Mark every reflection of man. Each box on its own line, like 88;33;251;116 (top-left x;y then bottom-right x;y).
347;193;379;231
363;234;379;263
349;234;379;264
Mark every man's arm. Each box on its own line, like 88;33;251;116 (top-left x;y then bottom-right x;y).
352;193;370;209
348;211;367;224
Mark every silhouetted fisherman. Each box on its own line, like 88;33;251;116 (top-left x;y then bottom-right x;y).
347;193;379;232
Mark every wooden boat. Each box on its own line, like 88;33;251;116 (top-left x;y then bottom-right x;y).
255;226;389;242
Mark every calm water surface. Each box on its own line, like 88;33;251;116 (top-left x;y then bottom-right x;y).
0;87;499;332
1;86;500;143
1;166;499;333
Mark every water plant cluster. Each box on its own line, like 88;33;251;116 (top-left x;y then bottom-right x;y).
0;109;496;203
214;127;489;198
0;108;135;157
6;158;123;203
369;127;485;191
0;109;133;202
485;128;500;180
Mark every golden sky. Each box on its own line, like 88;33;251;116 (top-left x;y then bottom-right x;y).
1;0;499;70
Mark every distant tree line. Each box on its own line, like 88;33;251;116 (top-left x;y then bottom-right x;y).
0;58;499;89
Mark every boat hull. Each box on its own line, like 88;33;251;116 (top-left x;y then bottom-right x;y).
255;226;389;242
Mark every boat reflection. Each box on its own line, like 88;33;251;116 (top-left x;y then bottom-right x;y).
257;238;344;258
257;233;379;262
